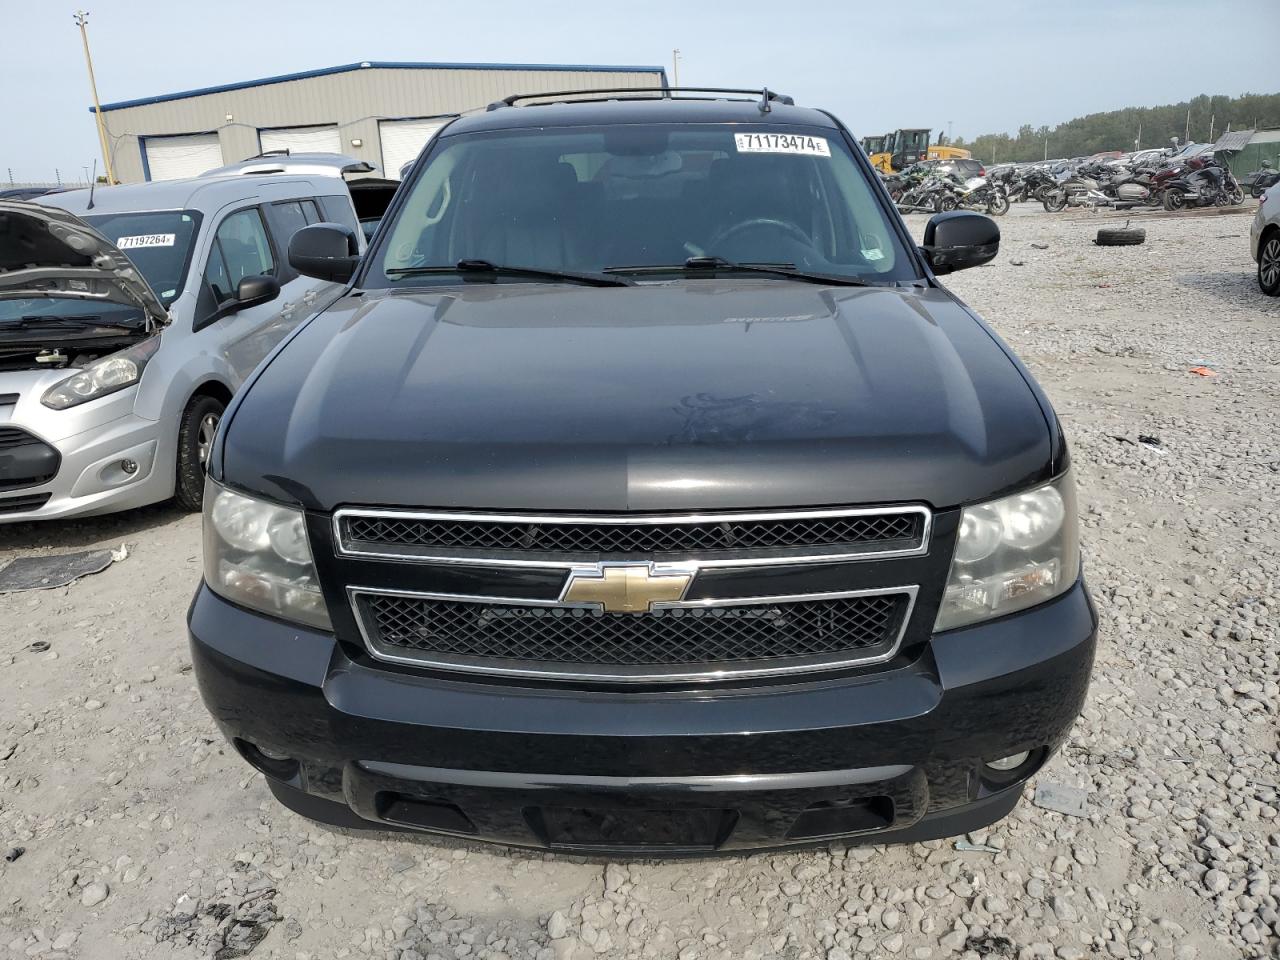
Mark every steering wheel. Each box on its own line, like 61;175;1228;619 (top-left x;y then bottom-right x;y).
707;217;811;252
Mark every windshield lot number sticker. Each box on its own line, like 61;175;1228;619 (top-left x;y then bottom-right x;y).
734;133;830;157
117;234;175;249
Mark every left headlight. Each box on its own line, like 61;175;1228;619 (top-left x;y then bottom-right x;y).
202;477;332;630
935;472;1080;632
41;336;160;409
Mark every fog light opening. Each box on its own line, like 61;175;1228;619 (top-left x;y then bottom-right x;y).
234;738;300;782
986;751;1031;773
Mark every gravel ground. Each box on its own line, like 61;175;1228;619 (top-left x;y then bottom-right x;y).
2;203;1278;960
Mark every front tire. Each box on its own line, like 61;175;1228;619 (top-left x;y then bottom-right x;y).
1229;186;1244;205
175;394;226;511
987;194;1010;216
1164;190;1185;211
1259;232;1280;297
1043;192;1067;213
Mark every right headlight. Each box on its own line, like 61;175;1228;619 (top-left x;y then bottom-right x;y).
41;336;160;409
935;472;1080;632
202;477;331;630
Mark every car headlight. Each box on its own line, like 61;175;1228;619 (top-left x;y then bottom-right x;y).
41;336;160;409
202;478;331;630
935;472;1080;632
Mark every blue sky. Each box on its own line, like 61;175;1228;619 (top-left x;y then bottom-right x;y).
2;0;1277;182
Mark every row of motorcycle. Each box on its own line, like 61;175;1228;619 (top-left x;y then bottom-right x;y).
883;166;1011;216
991;154;1247;212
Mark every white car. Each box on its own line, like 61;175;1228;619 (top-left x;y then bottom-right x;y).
1252;182;1280;296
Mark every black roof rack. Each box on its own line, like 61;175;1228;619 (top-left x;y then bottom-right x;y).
487;86;795;112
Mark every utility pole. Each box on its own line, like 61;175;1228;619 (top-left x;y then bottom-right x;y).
74;11;115;185
1044;137;1049;162
1185;109;1191;145
1208;114;1215;144
671;49;680;88
1136;123;1142;151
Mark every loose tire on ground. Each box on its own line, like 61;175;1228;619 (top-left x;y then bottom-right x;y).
175;394;226;511
1096;227;1147;247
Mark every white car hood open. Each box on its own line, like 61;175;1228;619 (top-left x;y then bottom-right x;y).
0;200;169;330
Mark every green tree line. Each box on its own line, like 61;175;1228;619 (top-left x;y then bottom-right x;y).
948;92;1280;163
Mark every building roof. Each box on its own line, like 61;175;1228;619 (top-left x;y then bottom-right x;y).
1213;129;1256;152
92;61;668;114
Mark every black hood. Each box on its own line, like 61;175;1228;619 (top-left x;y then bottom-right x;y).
220;280;1054;512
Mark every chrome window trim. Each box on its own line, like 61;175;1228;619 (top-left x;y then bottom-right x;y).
347;583;919;683
332;505;933;569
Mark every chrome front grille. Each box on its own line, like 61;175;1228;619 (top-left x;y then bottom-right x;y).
351;587;917;682
336;506;930;682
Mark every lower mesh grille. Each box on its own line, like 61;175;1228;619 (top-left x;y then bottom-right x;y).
355;591;911;678
0;492;51;515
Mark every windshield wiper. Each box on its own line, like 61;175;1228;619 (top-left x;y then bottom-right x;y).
605;256;875;287
385;259;634;287
3;315;137;331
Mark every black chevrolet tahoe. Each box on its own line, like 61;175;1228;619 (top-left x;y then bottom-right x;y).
188;88;1096;854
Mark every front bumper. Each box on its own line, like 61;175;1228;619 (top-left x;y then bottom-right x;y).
0;410;170;522
188;578;1097;854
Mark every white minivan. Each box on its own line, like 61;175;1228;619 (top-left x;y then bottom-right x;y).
0;160;372;522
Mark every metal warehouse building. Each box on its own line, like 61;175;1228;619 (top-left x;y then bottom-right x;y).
93;60;668;183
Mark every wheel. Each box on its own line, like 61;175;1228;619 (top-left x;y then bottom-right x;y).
1253;185;1266;199
1096;227;1146;247
1163;190;1185;211
987;194;1010;216
175;394;226;511
1042;192;1067;213
1229;187;1244;205
1259;231;1280;296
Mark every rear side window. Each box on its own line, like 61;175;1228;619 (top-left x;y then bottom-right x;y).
266;200;312;247
317;194;359;235
264;199;324;279
200;208;275;316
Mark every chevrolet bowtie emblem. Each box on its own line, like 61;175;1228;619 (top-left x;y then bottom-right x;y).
561;564;693;613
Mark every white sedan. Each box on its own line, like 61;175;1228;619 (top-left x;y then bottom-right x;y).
1252;183;1280;296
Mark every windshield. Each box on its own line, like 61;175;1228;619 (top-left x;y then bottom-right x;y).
82;209;202;306
368;123;914;285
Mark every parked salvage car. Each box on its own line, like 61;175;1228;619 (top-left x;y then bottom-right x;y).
0;168;365;522
1252;179;1280;296
190;87;1096;854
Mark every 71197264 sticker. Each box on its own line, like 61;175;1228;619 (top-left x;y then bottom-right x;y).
734;133;831;157
116;233;176;249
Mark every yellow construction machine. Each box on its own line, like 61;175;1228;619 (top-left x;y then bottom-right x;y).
868;129;971;173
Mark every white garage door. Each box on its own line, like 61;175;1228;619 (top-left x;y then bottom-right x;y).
259;125;341;155
143;133;223;181
379;118;447;179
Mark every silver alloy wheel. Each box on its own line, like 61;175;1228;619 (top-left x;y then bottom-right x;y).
1262;237;1280;292
197;413;220;467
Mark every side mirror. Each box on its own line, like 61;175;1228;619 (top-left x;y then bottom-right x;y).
921;211;1000;275
288;223;360;283
233;274;280;310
